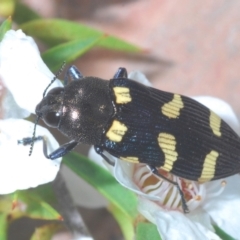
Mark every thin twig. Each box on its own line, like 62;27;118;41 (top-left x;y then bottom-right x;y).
52;172;94;240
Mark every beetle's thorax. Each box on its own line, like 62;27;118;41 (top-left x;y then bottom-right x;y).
59;77;114;144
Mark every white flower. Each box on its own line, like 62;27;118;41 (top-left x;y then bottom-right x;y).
0;29;63;193
0;119;60;194
0;29;62;114
88;71;240;239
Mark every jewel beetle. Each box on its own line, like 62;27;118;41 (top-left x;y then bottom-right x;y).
21;65;240;213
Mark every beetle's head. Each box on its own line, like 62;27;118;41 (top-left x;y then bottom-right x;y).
27;62;67;156
36;87;64;128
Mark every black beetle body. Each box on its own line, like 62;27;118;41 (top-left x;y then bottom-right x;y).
29;66;240;213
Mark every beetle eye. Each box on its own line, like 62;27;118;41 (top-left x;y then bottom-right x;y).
43;111;61;128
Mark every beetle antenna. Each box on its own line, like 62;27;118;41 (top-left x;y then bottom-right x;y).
29;115;40;156
42;61;66;97
29;61;66;156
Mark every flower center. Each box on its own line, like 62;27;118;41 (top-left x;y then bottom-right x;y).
133;164;226;212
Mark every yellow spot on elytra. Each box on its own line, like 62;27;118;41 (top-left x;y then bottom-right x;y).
158;133;178;172
209;111;222;137
113;87;132;104
120;156;139;163
106;120;128;142
161;94;184;119
198;150;219;182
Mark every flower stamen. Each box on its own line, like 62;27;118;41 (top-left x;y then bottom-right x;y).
194;195;202;201
133;164;224;212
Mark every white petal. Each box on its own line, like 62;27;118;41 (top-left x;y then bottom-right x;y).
220;174;240;196
187;208;214;232
203;175;240;239
205;197;240;239
114;160;137;192
0;30;63;114
155;210;221;240
89;148;162;202
2;89;30;119
128;71;152;86
138;198;221;240
0;118;61;194
114;160;162;201
193;96;240;134
137;197;160;224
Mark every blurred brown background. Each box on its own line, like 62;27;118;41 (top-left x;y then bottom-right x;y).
23;0;240;118
10;0;240;239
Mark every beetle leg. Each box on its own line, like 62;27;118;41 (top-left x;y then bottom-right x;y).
46;140;78;159
148;165;189;214
113;67;128;79
18;136;78;160
64;65;84;85
94;146;115;166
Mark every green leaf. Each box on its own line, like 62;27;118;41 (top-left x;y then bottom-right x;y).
0;17;12;41
108;203;135;240
42;37;103;71
99;35;141;52
13;1;40;24
63;152;138;220
16;184;61;220
0;185;60;222
136;222;161;240
20;19;141;53
30;223;64;240
24;183;58;207
214;225;236;240
0;213;7;240
0;196;13;213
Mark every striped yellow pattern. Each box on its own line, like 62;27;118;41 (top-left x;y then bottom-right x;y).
158;133;178;172
113;87;132;104
198;150;219;182
120;156;139;163
161;94;184;118
106;120;128;142
209;111;222;137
